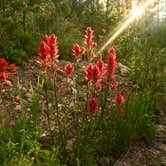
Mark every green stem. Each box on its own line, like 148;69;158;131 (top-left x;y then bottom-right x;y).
90;89;109;138
44;81;52;135
53;76;64;145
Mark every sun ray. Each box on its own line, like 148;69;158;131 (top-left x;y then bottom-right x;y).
97;0;157;56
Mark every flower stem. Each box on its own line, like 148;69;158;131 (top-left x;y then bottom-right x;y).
44;81;52;135
53;76;64;145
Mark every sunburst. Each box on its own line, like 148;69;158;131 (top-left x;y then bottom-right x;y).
97;0;157;56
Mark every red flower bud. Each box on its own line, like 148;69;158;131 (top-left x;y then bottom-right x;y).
10;64;16;72
64;63;74;76
96;59;104;74
72;44;85;61
106;48;117;78
86;98;101;114
110;83;117;90
0;58;16;87
14;95;20;102
0;58;8;72
117;107;124;113
116;92;125;105
84;27;97;48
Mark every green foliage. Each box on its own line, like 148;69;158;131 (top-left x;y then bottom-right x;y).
0;1;165;165
0;20;40;64
0;115;62;165
0;0;126;64
126;90;157;146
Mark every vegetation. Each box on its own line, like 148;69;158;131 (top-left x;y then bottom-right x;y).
0;0;165;165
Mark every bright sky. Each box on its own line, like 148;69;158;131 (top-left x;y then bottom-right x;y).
99;0;166;20
97;0;159;55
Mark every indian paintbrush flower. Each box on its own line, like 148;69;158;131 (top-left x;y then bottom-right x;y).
0;58;16;87
0;58;8;72
96;59;104;74
72;44;86;61
64;63;74;76
116;92;125;105
117;107;124;113
85;63;101;84
84;27;97;49
106;48;117;79
86;98;101;114
10;64;16;72
38;34;59;68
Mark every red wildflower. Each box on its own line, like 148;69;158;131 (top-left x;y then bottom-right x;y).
117;107;124;113
116;92;125;105
10;64;16;72
14;95;20;102
96;59;104;74
84;27;97;48
0;58;8;72
64;63;74;76
106;48;117;79
110;83;117;90
86;98;101;114
43;35;50;45
72;44;85;61
72;44;80;56
49;34;59;60
0;58;16;87
85;64;101;84
38;34;59;67
39;41;50;60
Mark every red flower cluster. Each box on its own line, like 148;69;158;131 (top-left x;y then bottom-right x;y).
86;98;101;114
37;28;125;117
116;92;125;113
106;48;117;79
85;48;117;90
85;63;101;84
38;34;59;68
0;58;16;86
85;49;118;90
84;27;97;48
64;63;74;76
72;44;86;61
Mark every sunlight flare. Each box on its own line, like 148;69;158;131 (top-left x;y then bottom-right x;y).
97;0;157;56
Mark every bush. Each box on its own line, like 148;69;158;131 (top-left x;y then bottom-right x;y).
0;26;160;165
